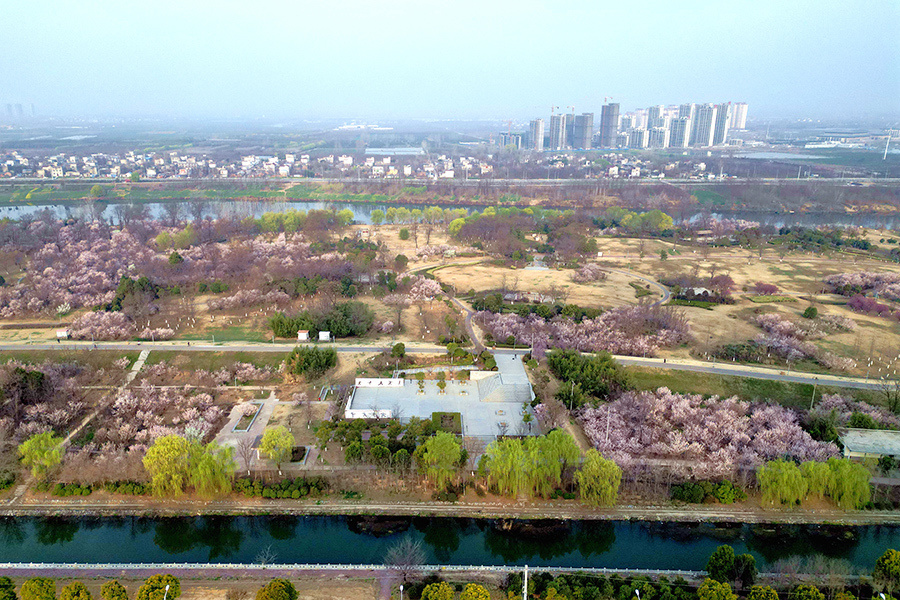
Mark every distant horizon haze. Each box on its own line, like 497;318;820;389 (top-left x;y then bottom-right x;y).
1;0;898;122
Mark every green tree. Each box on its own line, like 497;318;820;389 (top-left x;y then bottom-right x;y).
459;584;490;600
188;442;235;497
802;306;818;319
172;224;198;249
790;586;825;600
449;217;465;237
100;582;128;600
89;184;105;198
255;579;297;600
734;553;758;589
485;437;528;497
59;583;91;600
874;549;900;594
260;426;294;470
345;441;364;463
660;249;668;260
758;459;808;506
286;346;338;378
421;582;454;600
575;449;621;506
336;209;354;226
168;251;184;265
801;460;832;500
155;231;173;250
825;457;871;509
20;579;55;600
0;577;15;600
18;432;63;479
748;587;779;600
399;228;410;240
370;209;385;226
421;432;461;491
136;575;180;600
706;545;736;583
391;343;406;358
394;254;409;271
142;435;192;496
698;580;737;600
129;171;140;182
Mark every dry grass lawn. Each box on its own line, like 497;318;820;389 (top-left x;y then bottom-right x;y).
435;263;654;309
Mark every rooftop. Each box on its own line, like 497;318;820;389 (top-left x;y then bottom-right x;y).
839;428;900;456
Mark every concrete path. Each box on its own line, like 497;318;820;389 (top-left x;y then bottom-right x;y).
214;390;279;469
0;342;893;390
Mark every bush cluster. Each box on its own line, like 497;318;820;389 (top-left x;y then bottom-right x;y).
287;346;338;378
234;476;327;499
671;480;747;504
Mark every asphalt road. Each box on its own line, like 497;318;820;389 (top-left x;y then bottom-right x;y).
0;341;890;390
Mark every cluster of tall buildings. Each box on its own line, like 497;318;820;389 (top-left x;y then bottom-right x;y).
3;103;34;120
617;102;747;149
503;101;747;151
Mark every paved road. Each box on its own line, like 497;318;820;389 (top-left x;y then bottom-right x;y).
3;495;899;525
0;341;891;390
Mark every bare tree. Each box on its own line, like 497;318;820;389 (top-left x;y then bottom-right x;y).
237;437;255;476
255;544;278;566
384;536;425;582
496;421;509;438
879;380;900;414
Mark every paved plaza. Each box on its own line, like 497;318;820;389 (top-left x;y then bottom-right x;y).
346;354;537;438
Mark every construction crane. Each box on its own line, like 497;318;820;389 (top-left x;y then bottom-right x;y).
550;105;558;116
567;105;575;115
507;119;513;136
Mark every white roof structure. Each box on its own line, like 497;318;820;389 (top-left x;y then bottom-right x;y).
839;428;900;459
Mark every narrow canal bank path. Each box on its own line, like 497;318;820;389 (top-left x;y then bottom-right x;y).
2;495;899;525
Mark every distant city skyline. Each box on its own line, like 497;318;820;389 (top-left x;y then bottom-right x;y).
0;0;898;121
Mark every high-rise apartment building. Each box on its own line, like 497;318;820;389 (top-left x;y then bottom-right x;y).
599;103;619;148
678;103;696;121
647;105;666;129
712;102;731;145
498;132;523;149
691;103;718;147
669;117;692;148
549;114;566;150
729;102;748;129
528;119;545;151
649;126;671;149
564;113;575;148
572;113;594;149
626;128;648;149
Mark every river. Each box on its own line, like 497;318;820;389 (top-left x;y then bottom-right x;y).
0;199;897;230
0;516;896;567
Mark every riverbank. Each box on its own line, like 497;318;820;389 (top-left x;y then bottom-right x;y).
3;495;899;525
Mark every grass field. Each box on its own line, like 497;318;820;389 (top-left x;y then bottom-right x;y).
144;350;285;371
625;365;882;409
178;324;271;343
0;349;138;370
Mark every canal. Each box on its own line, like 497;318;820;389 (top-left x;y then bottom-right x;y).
0;516;896;568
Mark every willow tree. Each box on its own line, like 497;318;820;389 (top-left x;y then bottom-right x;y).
525;437;556;498
421;432;461;491
189;442;236;497
143;435;192;496
18;432;63;480
757;459;808;506
825;458;871;509
545;429;581;489
485;437;528;497
801;461;832;500
575;449;621;507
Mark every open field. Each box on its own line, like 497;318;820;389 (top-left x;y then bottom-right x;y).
435;263;655;308
145;350;286;371
625;366;883;409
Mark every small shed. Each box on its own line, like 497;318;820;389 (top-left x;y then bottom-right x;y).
297;330;309;342
839;428;900;460
318;331;331;342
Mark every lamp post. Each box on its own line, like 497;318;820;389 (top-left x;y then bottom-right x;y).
163;585;170;600
399;584;403;600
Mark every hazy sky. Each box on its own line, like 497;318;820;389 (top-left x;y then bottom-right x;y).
2;0;898;121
